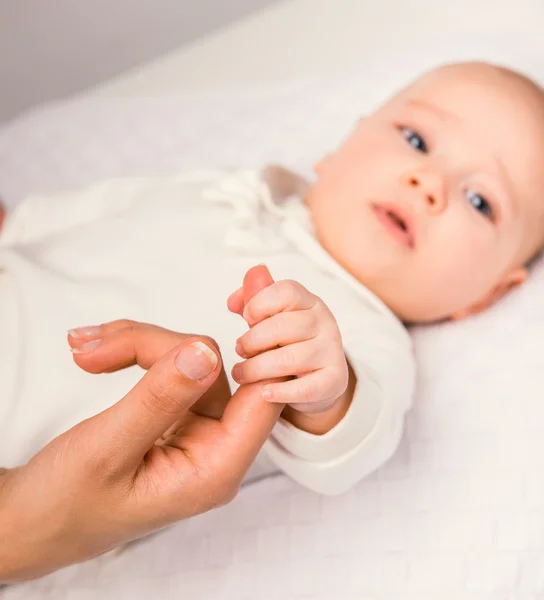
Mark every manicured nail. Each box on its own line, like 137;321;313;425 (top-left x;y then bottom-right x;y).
261;385;273;400
70;339;102;354
175;342;218;381
235;340;245;357
68;326;102;340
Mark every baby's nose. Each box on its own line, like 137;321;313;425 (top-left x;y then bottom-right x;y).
403;171;447;214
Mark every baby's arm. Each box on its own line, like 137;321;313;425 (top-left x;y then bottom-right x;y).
280;361;356;435
0;178;159;248
229;266;416;495
267;336;415;495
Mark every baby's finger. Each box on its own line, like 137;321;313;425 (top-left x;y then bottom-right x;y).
227;287;244;315
232;340;324;384
236;311;318;358
260;370;346;412
243;280;317;326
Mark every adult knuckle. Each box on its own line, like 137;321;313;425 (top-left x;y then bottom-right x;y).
142;376;180;417
112;318;138;332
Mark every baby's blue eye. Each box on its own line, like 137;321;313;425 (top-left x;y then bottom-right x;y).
467;189;493;219
400;127;428;153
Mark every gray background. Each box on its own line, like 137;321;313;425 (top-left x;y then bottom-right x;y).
0;0;281;123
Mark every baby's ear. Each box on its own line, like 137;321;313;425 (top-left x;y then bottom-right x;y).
451;267;527;320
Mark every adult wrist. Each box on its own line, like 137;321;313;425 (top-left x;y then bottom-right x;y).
0;466;47;583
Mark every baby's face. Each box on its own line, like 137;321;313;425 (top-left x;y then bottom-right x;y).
307;63;544;322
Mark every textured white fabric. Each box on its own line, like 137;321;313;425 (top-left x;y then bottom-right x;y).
0;169;415;496
3;37;544;600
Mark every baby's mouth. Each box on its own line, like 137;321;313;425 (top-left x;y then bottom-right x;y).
371;203;415;248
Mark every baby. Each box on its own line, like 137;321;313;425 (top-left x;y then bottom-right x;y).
1;61;543;495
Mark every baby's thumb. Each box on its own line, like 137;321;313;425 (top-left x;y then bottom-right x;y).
243;264;275;304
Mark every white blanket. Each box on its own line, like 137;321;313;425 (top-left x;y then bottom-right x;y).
2;39;544;600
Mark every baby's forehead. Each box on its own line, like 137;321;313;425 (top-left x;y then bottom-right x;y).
398;63;542;106
389;63;544;174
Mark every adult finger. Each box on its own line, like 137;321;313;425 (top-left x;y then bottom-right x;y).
217;265;284;480
69;320;212;374
217;382;283;479
226;287;244;316
242;264;275;305
227;265;275;316
70;320;231;422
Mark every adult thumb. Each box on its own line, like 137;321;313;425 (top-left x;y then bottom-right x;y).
92;338;221;469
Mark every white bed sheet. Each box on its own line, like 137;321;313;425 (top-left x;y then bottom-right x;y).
3;1;544;599
88;0;544;97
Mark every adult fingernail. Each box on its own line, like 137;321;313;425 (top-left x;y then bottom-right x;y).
68;325;102;340
175;342;218;381
70;339;102;354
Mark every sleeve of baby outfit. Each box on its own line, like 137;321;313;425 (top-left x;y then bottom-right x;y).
264;311;416;495
0;177;160;247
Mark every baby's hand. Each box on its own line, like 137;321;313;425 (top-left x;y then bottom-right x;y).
228;268;349;414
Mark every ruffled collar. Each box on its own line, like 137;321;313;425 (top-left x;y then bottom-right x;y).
203;169;404;327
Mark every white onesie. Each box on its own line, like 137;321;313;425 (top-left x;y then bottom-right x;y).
0;169;415;495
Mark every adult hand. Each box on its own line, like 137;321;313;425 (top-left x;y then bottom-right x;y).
0;320;282;583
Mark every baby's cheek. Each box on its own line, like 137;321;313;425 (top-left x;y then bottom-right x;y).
420;242;494;303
